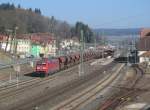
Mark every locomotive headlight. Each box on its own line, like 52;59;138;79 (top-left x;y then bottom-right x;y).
37;67;40;69
42;67;46;69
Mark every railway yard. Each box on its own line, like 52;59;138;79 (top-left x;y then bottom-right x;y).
0;0;150;109
0;54;150;110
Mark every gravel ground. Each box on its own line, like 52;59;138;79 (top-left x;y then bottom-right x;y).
114;75;150;110
111;67;150;110
0;63;34;86
78;66;142;110
0;51;12;65
77;65;128;110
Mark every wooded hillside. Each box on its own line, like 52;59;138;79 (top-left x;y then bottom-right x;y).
0;3;94;43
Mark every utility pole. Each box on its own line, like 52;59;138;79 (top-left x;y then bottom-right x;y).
5;29;13;83
101;30;104;59
133;35;137;64
5;29;13;53
13;26;18;54
94;33;96;50
79;30;84;76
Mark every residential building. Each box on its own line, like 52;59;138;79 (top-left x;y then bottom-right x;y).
29;33;56;57
31;44;41;57
59;38;80;55
138;28;150;63
0;33;56;58
0;35;16;53
139;51;150;63
16;39;31;54
47;40;57;57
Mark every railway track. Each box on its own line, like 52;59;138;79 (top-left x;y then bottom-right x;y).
0;75;55;102
99;64;144;110
0;60;93;89
0;59;95;105
50;64;124;110
0;57;90;90
4;61;116;110
0;58;97;92
0;58;85;99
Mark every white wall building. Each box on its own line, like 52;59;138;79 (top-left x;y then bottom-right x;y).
60;39;80;49
1;38;31;55
139;51;150;65
1;42;11;52
47;42;57;56
16;39;31;54
39;40;57;57
138;51;147;63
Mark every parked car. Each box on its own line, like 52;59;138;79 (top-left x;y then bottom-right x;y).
35;58;59;76
25;54;34;58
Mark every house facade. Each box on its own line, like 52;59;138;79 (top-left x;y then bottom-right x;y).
30;33;56;57
31;44;41;57
16;39;31;54
138;28;150;63
59;38;80;55
0;33;56;58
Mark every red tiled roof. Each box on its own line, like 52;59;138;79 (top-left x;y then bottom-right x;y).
140;28;150;38
140;51;150;57
138;35;150;51
0;33;55;44
0;35;8;41
17;33;55;44
138;28;150;51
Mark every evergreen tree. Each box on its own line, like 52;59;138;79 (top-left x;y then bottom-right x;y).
17;4;21;9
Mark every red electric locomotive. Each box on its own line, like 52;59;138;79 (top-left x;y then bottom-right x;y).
35;58;60;76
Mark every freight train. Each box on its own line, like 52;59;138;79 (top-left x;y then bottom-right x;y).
35;49;114;77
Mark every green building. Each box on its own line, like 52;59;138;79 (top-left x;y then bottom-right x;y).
31;44;41;57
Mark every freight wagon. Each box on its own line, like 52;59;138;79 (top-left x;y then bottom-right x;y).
35;49;114;77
